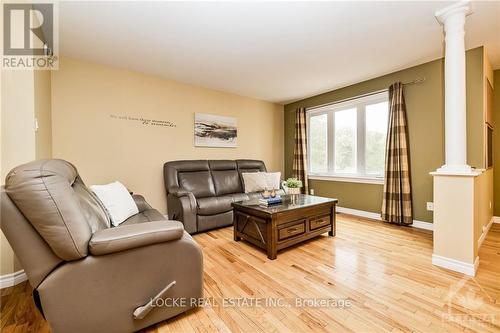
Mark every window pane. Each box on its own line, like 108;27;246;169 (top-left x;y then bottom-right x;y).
309;114;328;173
365;101;388;175
334;108;357;173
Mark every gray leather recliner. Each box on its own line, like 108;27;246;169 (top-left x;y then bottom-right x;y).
0;159;203;333
164;159;268;234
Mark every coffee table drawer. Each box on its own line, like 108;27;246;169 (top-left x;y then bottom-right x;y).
278;220;306;241
309;214;330;230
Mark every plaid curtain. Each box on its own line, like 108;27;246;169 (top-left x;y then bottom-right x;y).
381;82;413;225
292;107;309;194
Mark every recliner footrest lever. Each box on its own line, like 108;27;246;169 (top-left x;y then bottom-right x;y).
133;280;176;320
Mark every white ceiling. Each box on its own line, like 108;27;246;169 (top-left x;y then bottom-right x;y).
59;1;500;104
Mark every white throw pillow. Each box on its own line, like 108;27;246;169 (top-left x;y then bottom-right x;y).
242;172;282;193
242;173;267;193
90;181;139;227
265;172;281;190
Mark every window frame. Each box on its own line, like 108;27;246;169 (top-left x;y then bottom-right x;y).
306;91;389;184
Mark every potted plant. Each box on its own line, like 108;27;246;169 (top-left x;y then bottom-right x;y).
285;178;302;195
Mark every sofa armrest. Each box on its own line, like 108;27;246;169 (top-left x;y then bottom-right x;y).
168;187;197;210
89;221;184;256
169;186;194;198
132;194;153;213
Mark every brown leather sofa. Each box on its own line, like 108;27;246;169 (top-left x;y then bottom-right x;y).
164;159;269;234
0;159;203;333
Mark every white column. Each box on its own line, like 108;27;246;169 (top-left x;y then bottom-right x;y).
435;1;473;174
431;1;479;277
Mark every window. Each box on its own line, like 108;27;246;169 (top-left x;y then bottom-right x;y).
307;91;389;183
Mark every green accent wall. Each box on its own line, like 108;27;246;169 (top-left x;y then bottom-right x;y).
494;69;500;216
284;47;485;223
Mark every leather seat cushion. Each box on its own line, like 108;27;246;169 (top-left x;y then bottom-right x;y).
197;196;233;216
121;209;166;225
246;192;263;200
196;192;268;216
230;193;250;203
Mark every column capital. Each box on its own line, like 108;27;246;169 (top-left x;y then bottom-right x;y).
435;0;473;25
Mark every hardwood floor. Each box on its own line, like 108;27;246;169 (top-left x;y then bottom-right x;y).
2;214;500;332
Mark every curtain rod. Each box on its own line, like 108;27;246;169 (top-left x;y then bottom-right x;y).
306;77;426;111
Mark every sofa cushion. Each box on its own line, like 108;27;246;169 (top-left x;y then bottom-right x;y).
196;193;265;216
73;181;110;232
236;160;267;190
212;170;242;195
246;192;263;200
229;193;250;203
178;171;216;198
208;160;237;171
164;160;209;186
197;196;233;215
208;160;242;195
236;159;267;172
5;159;100;261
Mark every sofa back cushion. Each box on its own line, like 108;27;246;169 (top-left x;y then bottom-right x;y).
236;159;267;190
1;187;63;288
209;160;242;195
165;160;216;198
5;159;109;261
178;171;216;198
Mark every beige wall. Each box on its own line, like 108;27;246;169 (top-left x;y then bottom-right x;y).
284;47;485;223
35;70;52;159
466;47;485;169
494;69;500;216
1;69;36;275
475;49;494;233
1;70;36;180
433;175;476;264
475;169;493;248
51;57;284;213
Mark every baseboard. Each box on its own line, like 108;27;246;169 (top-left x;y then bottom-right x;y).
493;216;500;224
336;206;433;231
410;220;433;231
0;270;27;289
478;217;495;250
336;206;380;220
432;254;479;276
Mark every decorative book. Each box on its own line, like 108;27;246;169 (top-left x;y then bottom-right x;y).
258;196;282;206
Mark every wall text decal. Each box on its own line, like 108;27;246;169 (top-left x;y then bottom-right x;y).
110;114;176;128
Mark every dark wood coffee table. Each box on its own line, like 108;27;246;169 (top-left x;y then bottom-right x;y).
232;194;338;259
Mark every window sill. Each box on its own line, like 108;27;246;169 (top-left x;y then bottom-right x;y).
308;174;384;185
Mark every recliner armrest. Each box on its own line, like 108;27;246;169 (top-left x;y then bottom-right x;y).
89;221;184;256
169;186;192;198
168;187;196;211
